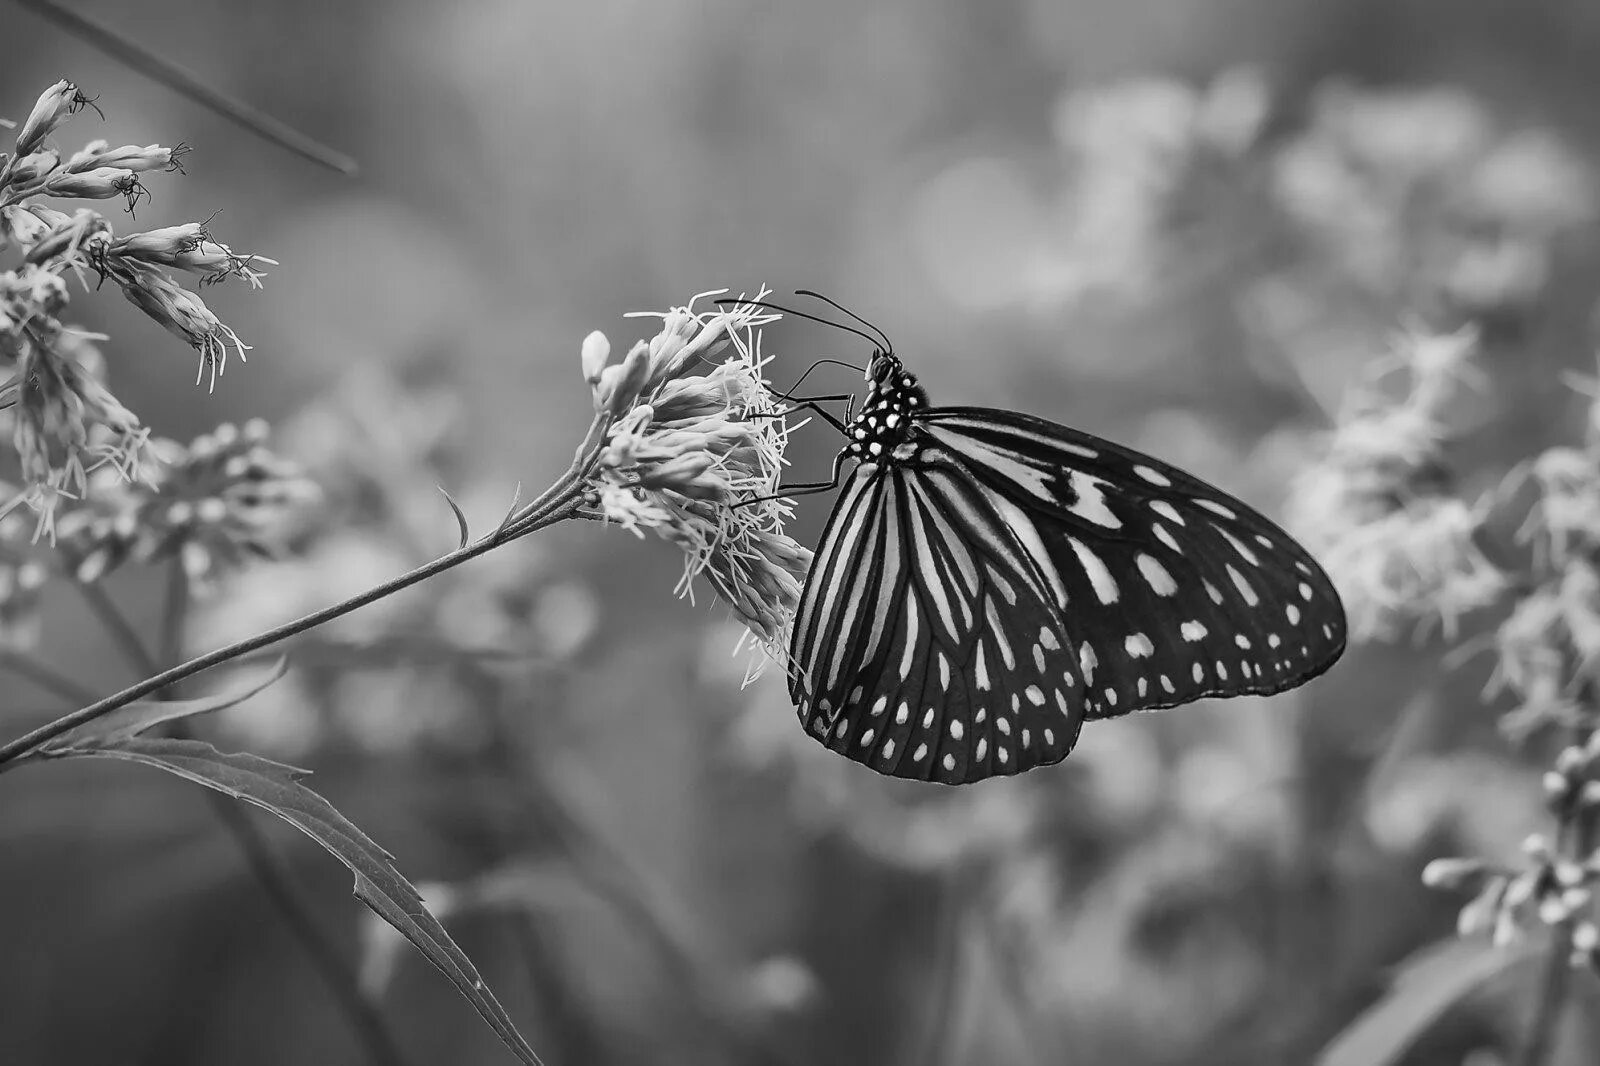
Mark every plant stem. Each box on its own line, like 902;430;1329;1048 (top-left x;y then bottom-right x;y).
73;576;160;679
0;649;99;704
70;557;413;1066
12;0;359;175
168;557;415;1066
0;469;588;772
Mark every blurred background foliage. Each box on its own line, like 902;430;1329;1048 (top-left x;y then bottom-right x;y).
5;0;1600;1063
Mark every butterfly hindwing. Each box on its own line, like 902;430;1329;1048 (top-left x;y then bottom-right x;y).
788;458;1088;782
919;408;1347;717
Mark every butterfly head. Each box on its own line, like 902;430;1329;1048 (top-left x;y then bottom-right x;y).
844;351;928;464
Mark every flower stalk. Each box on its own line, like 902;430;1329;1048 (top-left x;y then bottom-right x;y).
0;414;608;771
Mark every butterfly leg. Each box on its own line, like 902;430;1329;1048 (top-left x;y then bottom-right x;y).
731;449;849;510
744;392;856;434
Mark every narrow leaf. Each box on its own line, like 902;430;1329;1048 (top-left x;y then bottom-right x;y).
41;736;545;1066
25;658;287;759
1318;937;1538;1066
438;486;471;549
494;481;525;539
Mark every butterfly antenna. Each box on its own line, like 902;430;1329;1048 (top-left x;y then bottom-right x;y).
714;296;884;354
793;289;893;354
772;357;868;402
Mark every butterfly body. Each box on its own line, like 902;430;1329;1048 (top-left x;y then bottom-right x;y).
785;346;1346;785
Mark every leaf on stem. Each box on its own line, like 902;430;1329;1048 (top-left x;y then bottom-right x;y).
29;674;547;1066
494;481;525;540
20;657;288;758
1318;937;1538;1066
438;486;471;550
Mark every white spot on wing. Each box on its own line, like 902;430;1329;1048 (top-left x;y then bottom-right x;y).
1180;621;1207;641
1226;564;1259;606
1136;553;1177;596
1133;464;1171;487
1218;529;1260;566
1064;471;1123;529
1069;537;1120;604
1151;500;1185;525
1124;633;1154;658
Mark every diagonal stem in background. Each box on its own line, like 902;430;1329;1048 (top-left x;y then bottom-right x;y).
72;557;411;1066
9;0;358;175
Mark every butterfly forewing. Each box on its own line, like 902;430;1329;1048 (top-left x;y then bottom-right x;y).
919;409;1346;716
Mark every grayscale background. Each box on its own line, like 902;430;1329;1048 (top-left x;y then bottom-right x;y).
2;1;1597;1064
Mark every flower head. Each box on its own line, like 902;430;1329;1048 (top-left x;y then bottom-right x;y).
109;261;250;390
10;80;97;159
6;330;153;540
1287;327;1502;639
583;291;812;669
61;419;319;586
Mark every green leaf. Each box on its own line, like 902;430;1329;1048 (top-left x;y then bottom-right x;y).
24;658;288;757
1318;937;1538;1066
40;734;545;1066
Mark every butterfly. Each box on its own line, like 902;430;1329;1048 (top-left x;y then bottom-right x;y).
734;292;1347;785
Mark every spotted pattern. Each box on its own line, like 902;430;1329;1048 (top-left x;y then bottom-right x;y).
787;361;1347;783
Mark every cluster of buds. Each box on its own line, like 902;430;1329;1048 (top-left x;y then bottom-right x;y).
59;420;319;587
581;291;812;666
1426;819;1600;970
0;78;273;535
0;81;184;215
1287;328;1504;639
1;330;152;541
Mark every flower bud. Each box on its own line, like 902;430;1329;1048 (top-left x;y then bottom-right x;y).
6;150;60;187
1422;856;1485;889
20;208;108;265
14;81;91;157
42;166;142;204
594;340;652;416
639;451;717;491
580;330;612;384
72;142;179;174
1556;745;1588;777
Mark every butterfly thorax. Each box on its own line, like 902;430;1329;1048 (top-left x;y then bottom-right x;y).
844;352;929;465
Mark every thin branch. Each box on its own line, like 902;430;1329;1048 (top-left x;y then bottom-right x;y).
0;649;99;705
68;558;411;1064
9;0;358;175
0;475;587;771
72;575;159;677
154;555;411;1066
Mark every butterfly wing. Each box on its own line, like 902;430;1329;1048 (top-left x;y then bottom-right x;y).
917;407;1347;716
788;457;1092;782
786;405;1347;784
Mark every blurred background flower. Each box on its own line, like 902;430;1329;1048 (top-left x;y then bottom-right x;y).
6;2;1600;1065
